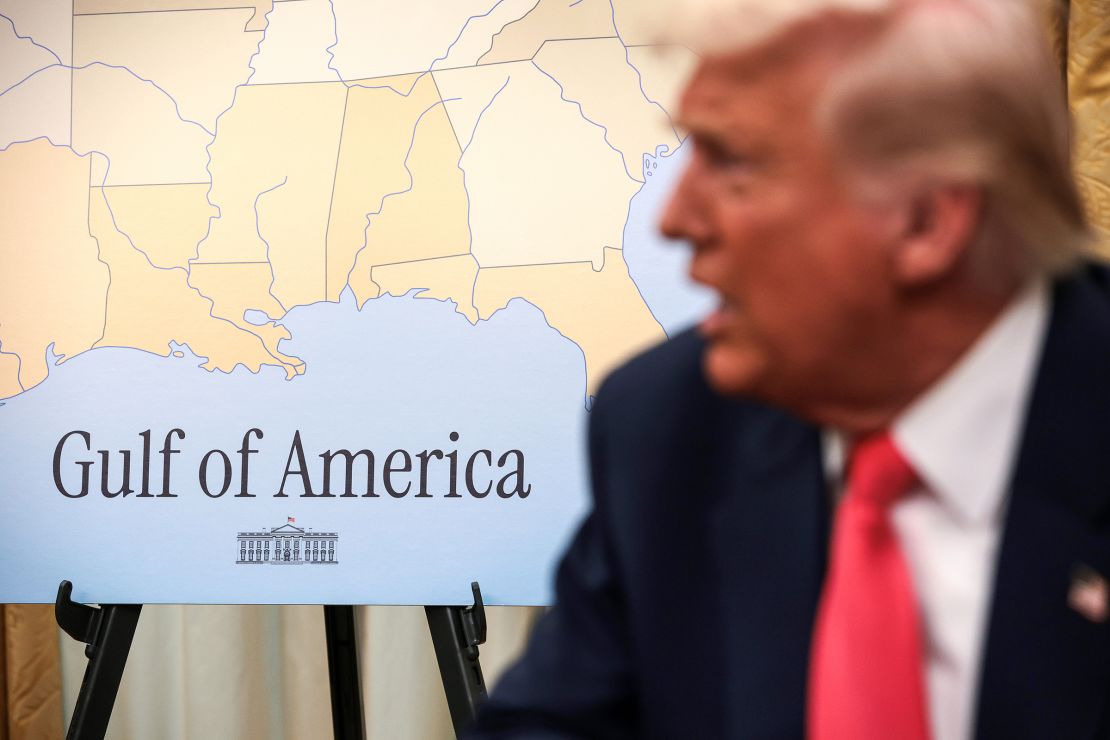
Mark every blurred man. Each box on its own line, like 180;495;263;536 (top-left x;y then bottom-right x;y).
470;0;1107;738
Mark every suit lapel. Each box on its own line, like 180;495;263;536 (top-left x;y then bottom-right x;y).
976;267;1110;739
709;401;829;738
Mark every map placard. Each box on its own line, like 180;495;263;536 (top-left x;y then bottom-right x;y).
0;0;711;605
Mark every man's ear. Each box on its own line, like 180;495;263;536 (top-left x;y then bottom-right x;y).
891;185;983;287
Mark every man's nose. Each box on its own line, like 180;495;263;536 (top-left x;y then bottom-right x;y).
659;164;710;246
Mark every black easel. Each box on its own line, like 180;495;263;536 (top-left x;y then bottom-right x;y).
425;582;489;730
55;580;489;740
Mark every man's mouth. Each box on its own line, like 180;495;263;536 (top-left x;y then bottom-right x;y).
699;298;739;338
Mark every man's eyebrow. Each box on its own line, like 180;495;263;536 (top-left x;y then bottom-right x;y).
675;117;716;143
679;122;739;154
673;116;712;139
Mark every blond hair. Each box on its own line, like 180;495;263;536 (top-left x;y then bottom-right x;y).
664;0;1092;275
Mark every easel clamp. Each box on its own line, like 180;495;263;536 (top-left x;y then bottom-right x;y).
56;581;107;659
460;581;488;658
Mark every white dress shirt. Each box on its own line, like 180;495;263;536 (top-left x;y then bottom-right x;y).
823;279;1049;740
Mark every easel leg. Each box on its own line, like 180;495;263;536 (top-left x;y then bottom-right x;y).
323;605;365;740
56;582;141;740
426;582;489;737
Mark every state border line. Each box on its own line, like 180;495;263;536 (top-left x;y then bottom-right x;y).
69;0;74;146
93;181;211;188
370;253;472;270
240;36;676;90
323;86;351;301
73;1;305;18
190;260;271;265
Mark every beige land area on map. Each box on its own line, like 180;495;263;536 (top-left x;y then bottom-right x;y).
104;184;216;269
197;79;348;308
0;0;698;401
474;248;664;390
73;0;273;32
344;74;473;306
89;182;304;379
73;7;261;130
0;141;108;394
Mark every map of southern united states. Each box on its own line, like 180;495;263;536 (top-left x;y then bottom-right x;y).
0;0;697;402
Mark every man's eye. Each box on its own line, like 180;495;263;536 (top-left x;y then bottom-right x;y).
712;152;752;171
701;144;753;173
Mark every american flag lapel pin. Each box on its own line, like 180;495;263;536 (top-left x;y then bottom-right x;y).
1069;564;1109;624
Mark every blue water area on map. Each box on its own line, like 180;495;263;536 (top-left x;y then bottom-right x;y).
625;142;716;336
0;138;707;607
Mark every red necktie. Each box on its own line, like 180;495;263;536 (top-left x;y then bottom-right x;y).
808;432;930;740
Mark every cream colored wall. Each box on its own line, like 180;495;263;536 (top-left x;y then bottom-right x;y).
59;605;540;739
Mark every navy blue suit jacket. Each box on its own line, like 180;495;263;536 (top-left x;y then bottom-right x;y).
470;265;1110;739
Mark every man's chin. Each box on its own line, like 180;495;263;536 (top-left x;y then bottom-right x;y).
701;343;765;398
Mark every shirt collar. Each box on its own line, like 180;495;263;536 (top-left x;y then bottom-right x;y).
891;279;1049;526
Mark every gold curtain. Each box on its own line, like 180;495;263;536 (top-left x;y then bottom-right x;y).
1064;0;1110;245
0;606;62;740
